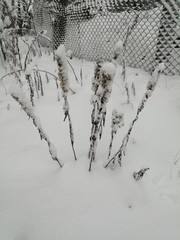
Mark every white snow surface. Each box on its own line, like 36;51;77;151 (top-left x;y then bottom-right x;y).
0;43;180;240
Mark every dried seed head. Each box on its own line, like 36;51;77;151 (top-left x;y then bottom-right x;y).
91;60;103;93
100;63;115;89
56;45;69;96
112;109;124;134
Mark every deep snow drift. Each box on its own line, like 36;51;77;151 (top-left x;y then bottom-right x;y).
0;51;180;240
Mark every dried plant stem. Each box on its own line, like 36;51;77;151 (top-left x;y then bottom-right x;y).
90;101;99;134
33;69;75;95
89;63;115;171
26;74;34;106
34;73;39;98
105;117;137;168
98;111;106;139
122;59;130;103
11;93;63;167
45;72;50;83
80;59;83;86
63;98;77;161
0;70;22;81
37;71;44;96
108;110;124;159
56;45;77;161
108;132;114;159
67;59;79;83
121;14;139;103
15;36;22;69
89;107;102;171
67;112;77;161
24;38;38;71
30;31;79;84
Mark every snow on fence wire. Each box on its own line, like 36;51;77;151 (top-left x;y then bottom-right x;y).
33;0;180;75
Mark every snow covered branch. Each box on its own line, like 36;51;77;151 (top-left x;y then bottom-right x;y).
11;89;63;168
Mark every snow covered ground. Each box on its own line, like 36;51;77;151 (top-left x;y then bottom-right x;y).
0;50;180;240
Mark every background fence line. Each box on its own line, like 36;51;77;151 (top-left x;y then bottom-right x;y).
33;0;180;75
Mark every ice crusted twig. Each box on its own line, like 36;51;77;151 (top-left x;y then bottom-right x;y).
56;44;77;161
89;62;115;171
105;63;165;168
10;89;63;167
108;110;124;159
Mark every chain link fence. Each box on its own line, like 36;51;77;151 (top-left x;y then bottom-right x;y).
33;0;180;75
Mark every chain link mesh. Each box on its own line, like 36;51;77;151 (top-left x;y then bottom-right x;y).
33;0;180;75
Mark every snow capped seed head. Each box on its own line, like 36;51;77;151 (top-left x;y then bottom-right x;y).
56;44;66;59
55;44;69;95
113;39;123;59
115;40;123;51
66;49;73;59
147;62;165;93
152;62;165;80
91;60;103;92
100;63;115;88
101;63;116;79
112;109;124;133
